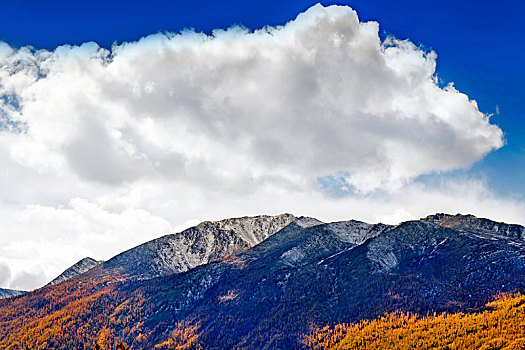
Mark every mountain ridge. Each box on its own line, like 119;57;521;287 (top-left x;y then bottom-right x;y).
96;213;298;280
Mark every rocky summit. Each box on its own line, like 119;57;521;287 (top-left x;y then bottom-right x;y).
422;213;525;238
47;257;103;286
1;213;525;349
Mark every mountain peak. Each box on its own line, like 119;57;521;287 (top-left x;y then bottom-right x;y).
422;213;476;224
194;213;296;246
47;257;102;286
293;216;324;228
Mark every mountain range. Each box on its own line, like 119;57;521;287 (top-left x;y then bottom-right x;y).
1;213;525;349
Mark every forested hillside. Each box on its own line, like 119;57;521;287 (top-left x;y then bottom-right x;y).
304;293;525;350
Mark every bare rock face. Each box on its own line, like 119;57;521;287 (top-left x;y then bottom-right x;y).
48;257;102;286
0;288;25;299
99;213;297;280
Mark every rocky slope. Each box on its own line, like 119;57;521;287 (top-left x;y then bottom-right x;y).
422;213;525;238
47;257;102;286
98;213;297;280
2;213;525;349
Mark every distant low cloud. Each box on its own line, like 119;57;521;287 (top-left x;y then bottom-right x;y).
0;261;10;287
9;269;46;291
0;4;512;289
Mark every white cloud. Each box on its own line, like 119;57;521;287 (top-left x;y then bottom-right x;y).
9;270;47;291
1;4;503;193
0;4;515;289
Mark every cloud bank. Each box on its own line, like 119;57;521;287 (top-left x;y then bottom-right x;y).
0;4;514;289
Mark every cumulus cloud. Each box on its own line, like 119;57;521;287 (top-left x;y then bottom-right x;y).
0;4;514;289
0;4;502;192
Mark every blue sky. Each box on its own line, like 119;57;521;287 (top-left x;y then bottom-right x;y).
1;0;523;197
0;1;524;289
